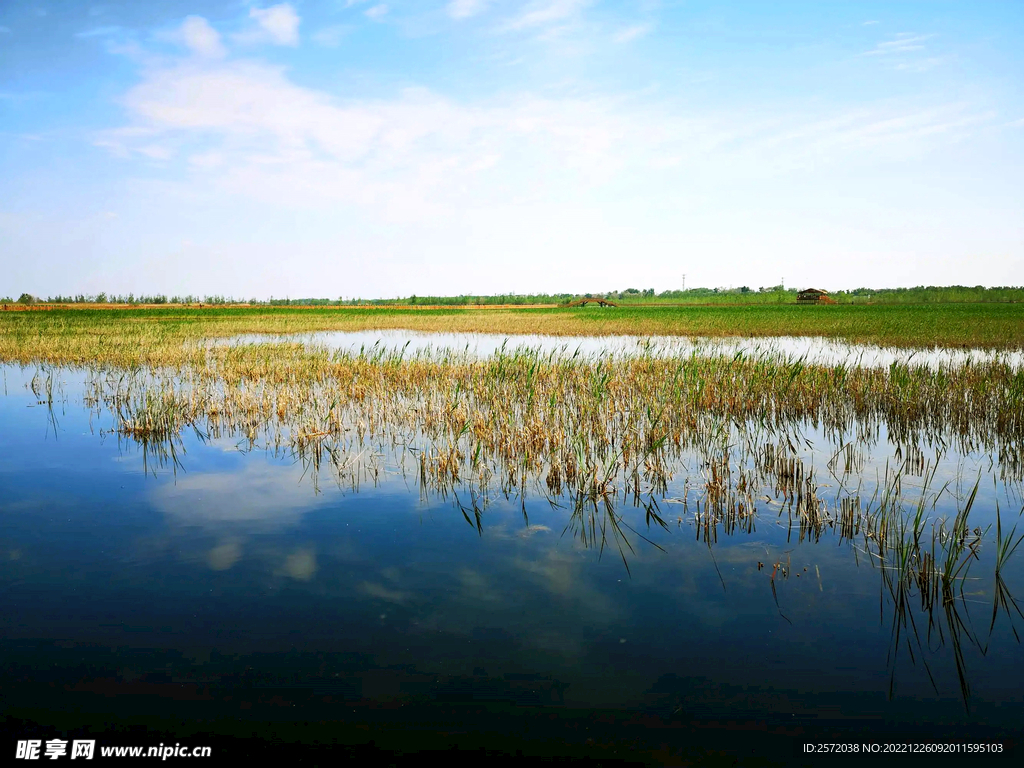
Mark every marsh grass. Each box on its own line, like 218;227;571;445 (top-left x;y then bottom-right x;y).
3;304;1024;357
38;343;1021;586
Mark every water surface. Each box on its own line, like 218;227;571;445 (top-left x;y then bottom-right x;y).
1;358;1022;764
221;329;1024;369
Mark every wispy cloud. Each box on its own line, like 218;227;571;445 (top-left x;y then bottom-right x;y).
365;4;389;21
95;45;996;223
75;25;122;39
75;24;144;57
502;0;589;32
447;0;488;20
737;104;997;174
863;32;933;56
0;25;11;36
613;23;652;43
862;32;943;73
3;1;1019;297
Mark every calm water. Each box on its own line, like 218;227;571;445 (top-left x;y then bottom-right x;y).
1;357;1022;764
222;329;1024;369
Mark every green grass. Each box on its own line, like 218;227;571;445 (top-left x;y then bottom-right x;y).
565;303;1024;348
1;302;1023;358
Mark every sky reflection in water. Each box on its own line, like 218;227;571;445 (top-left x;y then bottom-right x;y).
222;329;1024;369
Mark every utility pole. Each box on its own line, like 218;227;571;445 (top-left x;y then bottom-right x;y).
682;274;686;292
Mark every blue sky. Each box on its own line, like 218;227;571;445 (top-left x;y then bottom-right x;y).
1;1;1022;299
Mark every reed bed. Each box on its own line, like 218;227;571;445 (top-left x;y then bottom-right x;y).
11;339;1024;496
30;341;1020;553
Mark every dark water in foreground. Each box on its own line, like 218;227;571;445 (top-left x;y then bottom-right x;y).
1;365;1022;765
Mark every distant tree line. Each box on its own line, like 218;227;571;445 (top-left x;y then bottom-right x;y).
4;285;1021;307
335;285;1024;305
22;293;581;307
354;293;578;306
34;294;253;305
597;285;1024;305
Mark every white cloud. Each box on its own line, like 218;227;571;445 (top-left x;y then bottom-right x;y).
0;25;11;35
97;52;995;221
249;3;300;46
149;461;326;531
613;23;652;43
365;4;389;20
280;548;317;580
82;43;1006;299
863;20;879;26
98;58;666;220
503;0;588;32
207;540;242;570
179;16;226;59
447;0;487;20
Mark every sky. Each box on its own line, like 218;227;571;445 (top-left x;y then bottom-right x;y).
1;1;1022;299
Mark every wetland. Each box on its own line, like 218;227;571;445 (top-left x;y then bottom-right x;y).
2;306;1023;764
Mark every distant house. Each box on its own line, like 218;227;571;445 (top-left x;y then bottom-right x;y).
797;288;834;304
566;297;618;307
